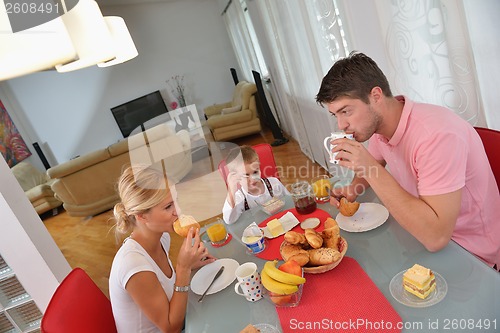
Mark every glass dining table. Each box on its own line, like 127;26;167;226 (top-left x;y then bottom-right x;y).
185;188;500;332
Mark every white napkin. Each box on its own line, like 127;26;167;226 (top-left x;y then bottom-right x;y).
262;212;300;238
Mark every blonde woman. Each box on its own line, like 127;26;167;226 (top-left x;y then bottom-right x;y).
109;165;216;333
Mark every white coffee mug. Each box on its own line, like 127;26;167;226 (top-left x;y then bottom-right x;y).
234;262;263;302
323;132;354;164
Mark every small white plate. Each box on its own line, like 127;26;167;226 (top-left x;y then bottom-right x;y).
254;323;280;333
336;202;389;232
191;258;239;295
389;270;447;308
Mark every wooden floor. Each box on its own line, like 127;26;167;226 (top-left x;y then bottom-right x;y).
42;127;328;297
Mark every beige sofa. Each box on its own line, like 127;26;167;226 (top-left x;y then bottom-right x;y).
204;81;261;141
47;123;192;217
11;161;62;215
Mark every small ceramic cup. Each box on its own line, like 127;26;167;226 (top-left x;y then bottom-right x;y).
234;262;263;302
323;132;354;164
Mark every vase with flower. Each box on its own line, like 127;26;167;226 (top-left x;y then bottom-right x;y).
167;75;186;108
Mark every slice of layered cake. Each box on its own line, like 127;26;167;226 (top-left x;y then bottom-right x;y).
403;264;436;299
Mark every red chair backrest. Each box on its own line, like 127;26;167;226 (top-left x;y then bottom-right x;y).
475;127;500;192
218;143;279;187
41;268;117;333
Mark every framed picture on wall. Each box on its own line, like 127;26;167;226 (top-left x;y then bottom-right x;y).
0;99;31;167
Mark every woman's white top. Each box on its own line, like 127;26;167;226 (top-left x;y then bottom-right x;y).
109;233;175;333
222;177;289;224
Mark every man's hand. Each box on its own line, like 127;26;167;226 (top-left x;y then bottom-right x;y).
331;138;380;180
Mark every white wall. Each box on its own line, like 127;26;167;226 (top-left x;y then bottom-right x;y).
0;0;240;165
0;156;71;312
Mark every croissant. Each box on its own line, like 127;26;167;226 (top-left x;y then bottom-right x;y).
284;231;307;245
323;235;341;250
304;228;323;249
308;247;341;266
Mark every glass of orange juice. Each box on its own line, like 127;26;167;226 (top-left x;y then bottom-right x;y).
206;218;229;246
312;175;331;204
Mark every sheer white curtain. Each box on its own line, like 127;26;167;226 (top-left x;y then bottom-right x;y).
375;0;487;126
222;0;266;81
250;0;350;170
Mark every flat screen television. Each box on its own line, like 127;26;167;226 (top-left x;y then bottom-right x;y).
111;90;169;138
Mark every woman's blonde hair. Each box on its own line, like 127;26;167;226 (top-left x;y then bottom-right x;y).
114;164;171;235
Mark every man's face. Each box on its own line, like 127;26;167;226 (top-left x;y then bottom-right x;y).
327;97;381;142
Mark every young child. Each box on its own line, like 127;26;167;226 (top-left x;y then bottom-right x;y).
222;145;289;224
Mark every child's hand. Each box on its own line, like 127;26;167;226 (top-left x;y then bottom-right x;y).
227;171;242;195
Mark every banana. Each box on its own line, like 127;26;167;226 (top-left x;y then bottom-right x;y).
264;260;306;285
261;269;299;295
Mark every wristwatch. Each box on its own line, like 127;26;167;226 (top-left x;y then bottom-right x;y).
174;285;190;292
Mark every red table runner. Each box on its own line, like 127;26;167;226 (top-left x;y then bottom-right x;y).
256;208;331;260
276;257;402;333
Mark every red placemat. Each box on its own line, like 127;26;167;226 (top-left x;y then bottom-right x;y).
276;257;402;333
256;208;331;260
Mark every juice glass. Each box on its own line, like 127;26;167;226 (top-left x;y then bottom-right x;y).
206;219;229;246
312;175;331;204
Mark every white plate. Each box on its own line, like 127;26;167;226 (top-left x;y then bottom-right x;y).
262;211;300;238
190;258;239;295
389;270;447;308
336;202;389;232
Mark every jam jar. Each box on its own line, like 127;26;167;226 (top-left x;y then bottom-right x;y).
290;181;317;214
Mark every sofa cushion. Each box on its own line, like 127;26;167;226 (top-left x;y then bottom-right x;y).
25;184;55;202
221;105;242;115
206;109;253;129
11;162;48;191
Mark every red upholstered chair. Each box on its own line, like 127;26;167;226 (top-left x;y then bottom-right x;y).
218;143;280;187
41;268;117;333
475;127;500;192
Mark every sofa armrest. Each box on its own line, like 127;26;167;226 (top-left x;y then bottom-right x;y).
204;102;232;117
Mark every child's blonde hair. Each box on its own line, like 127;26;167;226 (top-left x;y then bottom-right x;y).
226;145;259;172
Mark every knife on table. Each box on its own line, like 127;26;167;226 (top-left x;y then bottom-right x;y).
198;265;225;302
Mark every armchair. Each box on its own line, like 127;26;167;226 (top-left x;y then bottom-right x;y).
204;81;261;141
11;161;62;215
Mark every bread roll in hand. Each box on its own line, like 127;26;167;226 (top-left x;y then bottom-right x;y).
173;215;200;237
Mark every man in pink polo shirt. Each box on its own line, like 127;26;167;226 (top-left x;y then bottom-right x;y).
316;52;500;269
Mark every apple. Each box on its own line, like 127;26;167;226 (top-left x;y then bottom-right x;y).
278;260;302;277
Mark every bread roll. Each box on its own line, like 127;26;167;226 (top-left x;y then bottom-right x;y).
321;225;340;240
280;242;308;261
288;253;310;266
323;235;341;250
308;247;341;266
339;197;360;217
173;215;200;237
324;217;338;229
284;231;307;245
304;228;323;249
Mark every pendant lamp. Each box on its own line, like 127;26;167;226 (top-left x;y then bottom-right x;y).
0;1;76;81
55;0;115;73
98;16;138;67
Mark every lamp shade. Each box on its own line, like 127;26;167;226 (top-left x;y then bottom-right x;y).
0;1;76;81
55;0;115;73
98;16;138;67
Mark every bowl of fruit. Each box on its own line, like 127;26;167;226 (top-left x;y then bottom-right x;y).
261;260;305;307
256;195;286;216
